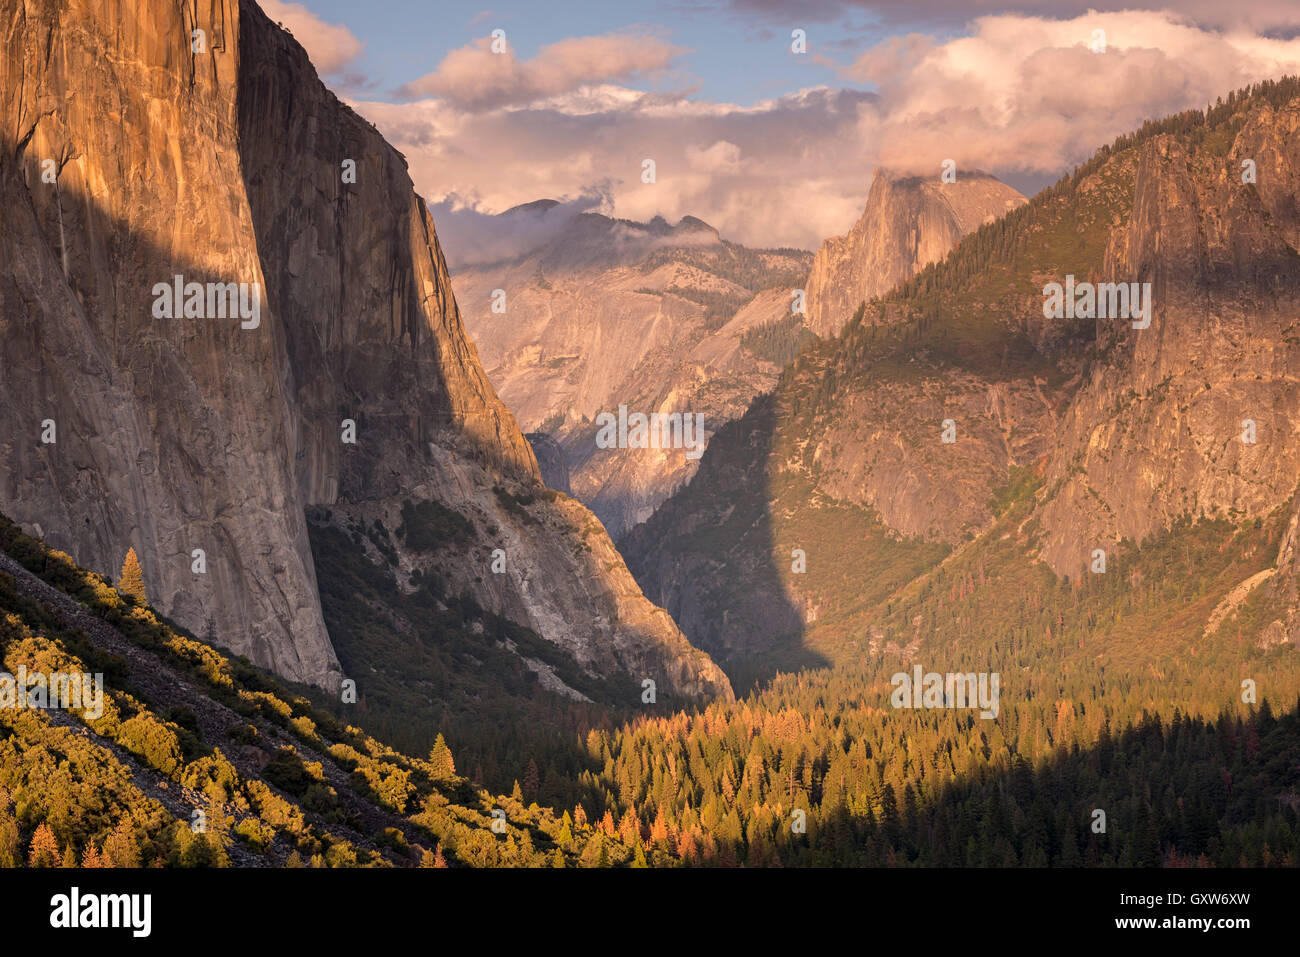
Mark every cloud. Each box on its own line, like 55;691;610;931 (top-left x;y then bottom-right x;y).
258;0;363;74
353;9;1300;252
841;10;1300;174
396;32;689;110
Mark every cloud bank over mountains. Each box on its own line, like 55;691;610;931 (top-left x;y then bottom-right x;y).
269;2;1300;251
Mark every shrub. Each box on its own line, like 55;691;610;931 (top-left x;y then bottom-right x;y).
117;714;184;778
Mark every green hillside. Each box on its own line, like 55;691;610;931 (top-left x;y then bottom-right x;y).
0;513;658;868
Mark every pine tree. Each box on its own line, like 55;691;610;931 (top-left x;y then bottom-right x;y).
522;759;540;798
428;733;456;780
104;818;141;868
0;804;19;868
202;795;233;866
119;547;147;603
27;822;61;868
80;842;106;868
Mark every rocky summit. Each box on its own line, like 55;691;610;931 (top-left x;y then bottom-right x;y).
803;168;1027;337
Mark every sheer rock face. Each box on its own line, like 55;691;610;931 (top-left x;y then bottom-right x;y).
0;0;337;685
1037;114;1300;578
804;169;1026;337
810;375;1057;542
455;209;803;538
0;0;731;700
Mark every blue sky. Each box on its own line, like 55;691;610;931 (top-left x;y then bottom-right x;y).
288;0;891;106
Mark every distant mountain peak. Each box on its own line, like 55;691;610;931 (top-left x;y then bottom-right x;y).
803;168;1026;335
676;214;718;235
501;198;562;216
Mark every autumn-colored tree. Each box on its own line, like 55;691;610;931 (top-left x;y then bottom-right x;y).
0;801;20;868
80;842;106;868
618;808;639;845
103;818;141;868
650;807;670;844
119;547;147;603
433;845;448;869
676;828;698;863
428;734;455;780
27;822;61;867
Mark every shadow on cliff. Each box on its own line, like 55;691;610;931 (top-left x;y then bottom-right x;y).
621;395;827;694
0;112;520;688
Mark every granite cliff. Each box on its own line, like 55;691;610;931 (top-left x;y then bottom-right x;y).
454;205;809;537
804;169;1026;337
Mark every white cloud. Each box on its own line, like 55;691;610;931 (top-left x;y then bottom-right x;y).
846;10;1300;174
397;32;688;110
258;0;363;74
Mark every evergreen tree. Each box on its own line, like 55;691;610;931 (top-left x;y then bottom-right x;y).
428;734;456;780
27;822;61;868
119;547;147;603
80;842;106;868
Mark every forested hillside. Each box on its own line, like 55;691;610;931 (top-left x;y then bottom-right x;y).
5;511;1296;867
